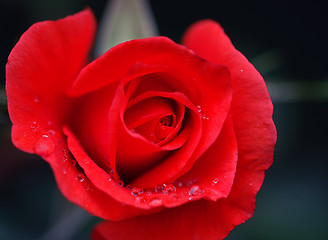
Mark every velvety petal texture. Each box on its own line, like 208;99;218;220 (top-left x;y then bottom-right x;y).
182;19;277;236
6;9;276;240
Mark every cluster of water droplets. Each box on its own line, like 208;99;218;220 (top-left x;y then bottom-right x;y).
196;105;210;121
60;145;92;191
107;175;213;207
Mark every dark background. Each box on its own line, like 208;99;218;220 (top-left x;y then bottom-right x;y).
0;0;327;239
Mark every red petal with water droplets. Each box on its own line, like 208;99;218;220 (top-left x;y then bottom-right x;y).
6;9;96;154
183;19;277;232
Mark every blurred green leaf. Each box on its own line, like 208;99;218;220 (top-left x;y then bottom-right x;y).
95;0;158;57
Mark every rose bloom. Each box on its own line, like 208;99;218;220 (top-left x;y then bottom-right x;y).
6;9;276;240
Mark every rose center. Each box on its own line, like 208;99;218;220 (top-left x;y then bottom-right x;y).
159;115;172;126
124;97;178;143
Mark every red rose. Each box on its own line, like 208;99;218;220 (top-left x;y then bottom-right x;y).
6;9;276;240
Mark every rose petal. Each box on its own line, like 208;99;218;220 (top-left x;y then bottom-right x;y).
66;83;119;173
6;9;96;153
183;19;277;226
64;126;165;214
91;199;247;240
175;116;238;202
4;9;134;221
68;37;201;97
50;133;152;221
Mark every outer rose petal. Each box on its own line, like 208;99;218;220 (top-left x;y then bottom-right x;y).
183;20;277;229
92;200;247;240
5;9;134;220
6;8;95;153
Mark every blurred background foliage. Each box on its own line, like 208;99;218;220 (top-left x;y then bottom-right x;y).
0;0;327;239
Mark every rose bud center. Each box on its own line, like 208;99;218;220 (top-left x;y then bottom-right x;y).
124;97;178;144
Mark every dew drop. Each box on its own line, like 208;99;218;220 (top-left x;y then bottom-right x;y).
185;178;199;187
47;129;56;136
34;135;55;157
154;184;164;193
63;168;67;174
30;121;39;132
117;180;124;187
163;184;176;194
131;188;144;196
189;185;204;196
107;177;112;182
149;198;162;207
240;69;244;72
75;173;85;182
196;105;202;113
213;178;219;184
168;193;179;201
202;116;210;120
177;181;183;187
135;196;146;203
34;97;39;103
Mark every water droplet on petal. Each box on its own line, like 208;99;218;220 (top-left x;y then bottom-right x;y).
117;180;124;187
185;178;199;187
31;121;39;132
109;168;114;177
34;97;39;103
131;188;144;196
149;198;162;207
189;185;204;196
34;135;55;157
47;129;56;136
75;173;85;182
177;181;183;187
163;184;176;194
154;184;164;193
213;178;219;184
107;177;112;182
135;196;146;203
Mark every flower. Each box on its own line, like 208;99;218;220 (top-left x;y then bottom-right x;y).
6;9;276;240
